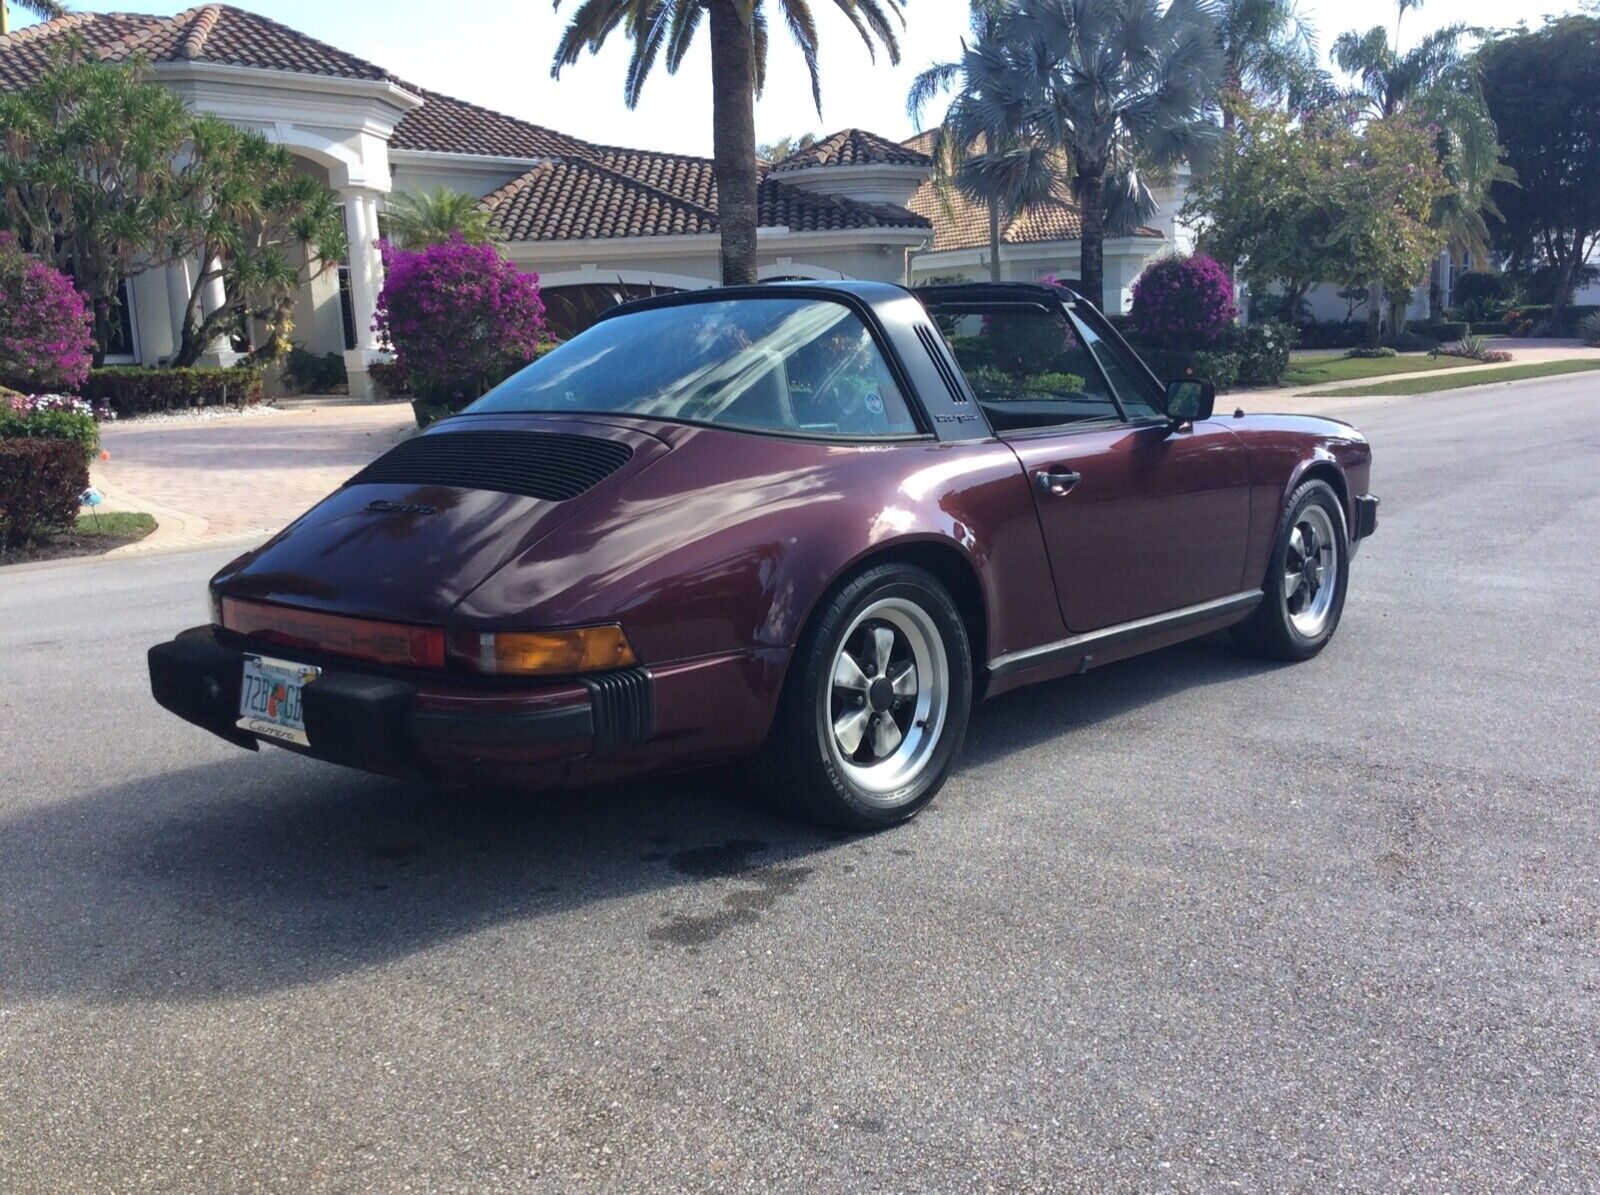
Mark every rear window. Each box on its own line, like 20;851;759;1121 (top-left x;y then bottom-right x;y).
469;297;920;439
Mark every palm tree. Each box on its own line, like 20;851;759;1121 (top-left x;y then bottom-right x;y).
909;6;1055;282
1215;0;1324;129
382;187;499;249
1333;19;1507;328
0;1;67;36
913;0;1223;309
551;0;906;286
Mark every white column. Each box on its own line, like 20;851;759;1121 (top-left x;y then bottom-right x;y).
340;186;387;398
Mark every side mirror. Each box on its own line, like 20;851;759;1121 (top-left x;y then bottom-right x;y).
1164;378;1215;424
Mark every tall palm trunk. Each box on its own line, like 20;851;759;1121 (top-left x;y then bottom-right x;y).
1078;170;1106;310
987;202;1002;282
707;0;759;286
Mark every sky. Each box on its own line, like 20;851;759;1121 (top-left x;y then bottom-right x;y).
13;0;1584;158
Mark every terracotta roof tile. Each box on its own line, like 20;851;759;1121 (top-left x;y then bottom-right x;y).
770;127;931;172
390;86;590;159
99;5;389;79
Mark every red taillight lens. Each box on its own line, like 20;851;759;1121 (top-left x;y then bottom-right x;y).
220;597;446;669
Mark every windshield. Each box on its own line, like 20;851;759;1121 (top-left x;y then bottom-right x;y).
467;297;921;438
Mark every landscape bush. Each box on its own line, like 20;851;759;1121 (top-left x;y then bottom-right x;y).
374;235;546;414
1137;347;1242;391
367;360;410;398
1578;312;1600;347
0;437;88;547
1436;335;1513;364
0;394;101;459
281;346;347;394
1127;254;1237;348
1296;320;1368;350
1345;346;1398;359
1450;271;1504;309
1228;321;1297;386
81;366;265;415
0;232;94;393
1407;319;1469;343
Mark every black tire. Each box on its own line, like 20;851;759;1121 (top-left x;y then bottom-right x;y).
1231;479;1350;661
759;563;973;830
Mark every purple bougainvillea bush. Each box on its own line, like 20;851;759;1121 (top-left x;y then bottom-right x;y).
0;233;93;393
373;235;546;411
1128;254;1238;349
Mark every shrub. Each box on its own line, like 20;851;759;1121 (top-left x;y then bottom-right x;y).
1436;336;1512;364
82;366;264;416
1127;254;1237;349
1578;312;1600;347
1345;346;1398;359
0;233;94;393
1382;331;1440;353
1450;271;1503;309
281;346;347;394
1408;319;1469;342
1138;347;1242;391
367;360;410;398
0;393;102;460
0;437;88;547
1297;320;1367;351
374;235;546;413
1228;321;1297;386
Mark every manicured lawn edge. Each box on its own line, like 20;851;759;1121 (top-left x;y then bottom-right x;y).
1303;359;1600;397
1281;352;1460;387
0;511;156;566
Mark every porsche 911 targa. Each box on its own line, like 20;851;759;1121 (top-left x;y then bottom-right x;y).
149;281;1376;827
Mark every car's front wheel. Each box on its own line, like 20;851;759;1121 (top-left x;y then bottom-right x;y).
763;563;973;829
1232;478;1350;660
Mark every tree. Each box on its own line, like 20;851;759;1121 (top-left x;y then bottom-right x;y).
0;1;67;37
1480;16;1600;323
382;187;499;249
757;132;817;163
911;0;1223;309
909;5;1055;283
1333;16;1506;331
1215;0;1324;129
551;0;906;286
0;54;190;360
169;119;346;367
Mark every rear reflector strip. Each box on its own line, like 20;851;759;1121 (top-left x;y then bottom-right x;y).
221;598;446;670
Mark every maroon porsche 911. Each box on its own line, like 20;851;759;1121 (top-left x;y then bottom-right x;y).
149;281;1376;827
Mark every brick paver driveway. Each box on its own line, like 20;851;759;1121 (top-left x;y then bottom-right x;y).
96;403;414;546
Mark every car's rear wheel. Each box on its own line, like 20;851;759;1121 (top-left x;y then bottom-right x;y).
1232;478;1349;660
762;563;972;829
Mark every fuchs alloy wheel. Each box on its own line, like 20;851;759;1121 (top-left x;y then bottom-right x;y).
764;563;972;829
1232;478;1350;661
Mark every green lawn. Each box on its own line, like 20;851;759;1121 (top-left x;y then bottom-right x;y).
1303;358;1600;397
1280;352;1461;387
74;511;156;538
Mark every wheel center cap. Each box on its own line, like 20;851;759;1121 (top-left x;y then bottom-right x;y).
868;677;895;712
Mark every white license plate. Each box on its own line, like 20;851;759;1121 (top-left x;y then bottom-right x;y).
237;655;320;747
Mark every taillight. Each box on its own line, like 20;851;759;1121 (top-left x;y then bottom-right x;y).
446;626;637;676
220;597;446;669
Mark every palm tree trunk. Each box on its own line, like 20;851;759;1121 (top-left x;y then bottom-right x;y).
1078;171;1106;311
988;203;1002;282
707;0;759;286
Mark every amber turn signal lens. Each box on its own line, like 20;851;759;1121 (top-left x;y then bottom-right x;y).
446;625;637;676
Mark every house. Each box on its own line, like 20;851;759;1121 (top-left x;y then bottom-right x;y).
1;6;1193;397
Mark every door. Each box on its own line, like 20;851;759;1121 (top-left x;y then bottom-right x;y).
931;296;1250;634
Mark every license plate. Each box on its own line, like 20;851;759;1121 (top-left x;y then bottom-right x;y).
237;655;320;747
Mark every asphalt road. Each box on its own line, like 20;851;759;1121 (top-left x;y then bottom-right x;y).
3;375;1598;1192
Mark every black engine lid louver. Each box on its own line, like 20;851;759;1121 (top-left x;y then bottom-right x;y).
346;430;633;502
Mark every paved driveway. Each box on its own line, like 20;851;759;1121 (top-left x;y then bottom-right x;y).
3;377;1598;1191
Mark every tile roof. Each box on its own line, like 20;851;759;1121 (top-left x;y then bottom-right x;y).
769;127;932;173
0;9;931;243
480;147;932;242
902;129;1160;251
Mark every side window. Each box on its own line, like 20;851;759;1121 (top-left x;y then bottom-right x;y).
935;305;1120;433
1072;315;1166;419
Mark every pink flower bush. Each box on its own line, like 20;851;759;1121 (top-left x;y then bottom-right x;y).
1128;254;1238;349
373;235;546;409
0;233;93;393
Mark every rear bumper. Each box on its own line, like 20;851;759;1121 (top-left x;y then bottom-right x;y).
147;626;652;778
1353;494;1379;541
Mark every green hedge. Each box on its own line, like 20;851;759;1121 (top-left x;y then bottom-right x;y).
81;366;265;416
1407;320;1469;342
0;437;87;548
0;398;99;461
1137;347;1242;390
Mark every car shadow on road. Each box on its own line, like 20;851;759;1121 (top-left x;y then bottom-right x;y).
2;633;1281;1006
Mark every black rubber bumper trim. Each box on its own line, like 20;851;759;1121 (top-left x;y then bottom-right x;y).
1354;494;1379;540
148;627;614;769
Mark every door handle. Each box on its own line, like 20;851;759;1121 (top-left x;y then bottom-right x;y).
1034;468;1082;497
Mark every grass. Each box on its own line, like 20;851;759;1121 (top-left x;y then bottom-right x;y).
1303;358;1600;398
1;510;156;566
1280;352;1461;387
